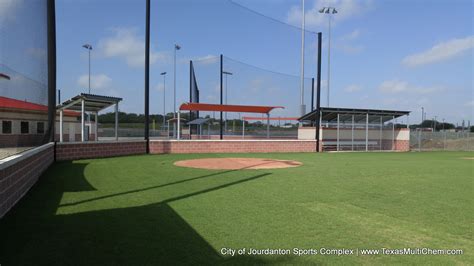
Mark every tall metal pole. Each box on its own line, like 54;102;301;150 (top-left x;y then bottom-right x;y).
144;0;150;153
327;14;331;107
299;0;306;116
315;32;322;152
311;77;314;112
88;48;91;93
220;54;223;140
173;46;177;138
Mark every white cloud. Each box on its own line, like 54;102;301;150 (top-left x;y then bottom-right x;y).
465;100;474;107
286;0;374;29
77;74;112;90
402;36;474;67
344;84;361;92
98;28;168;67
340;29;361;41
338;44;364;54
378;80;444;94
0;0;21;23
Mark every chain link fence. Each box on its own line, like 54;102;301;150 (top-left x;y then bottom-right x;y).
410;131;473;151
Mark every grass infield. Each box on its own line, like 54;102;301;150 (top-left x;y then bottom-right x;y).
0;151;472;265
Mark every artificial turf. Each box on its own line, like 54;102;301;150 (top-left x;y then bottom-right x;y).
0;151;472;265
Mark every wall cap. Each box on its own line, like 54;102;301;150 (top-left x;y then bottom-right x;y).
0;142;54;170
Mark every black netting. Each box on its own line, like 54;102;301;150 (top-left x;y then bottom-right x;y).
0;0;49;158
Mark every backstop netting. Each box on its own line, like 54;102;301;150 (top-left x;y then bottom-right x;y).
0;0;50;158
190;55;314;139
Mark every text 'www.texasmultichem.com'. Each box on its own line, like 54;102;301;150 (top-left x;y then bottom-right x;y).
220;247;464;257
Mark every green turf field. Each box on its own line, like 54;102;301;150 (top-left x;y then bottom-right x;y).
0;152;472;265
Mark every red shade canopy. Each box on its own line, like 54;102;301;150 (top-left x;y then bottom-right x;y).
242;116;299;121
179;103;284;114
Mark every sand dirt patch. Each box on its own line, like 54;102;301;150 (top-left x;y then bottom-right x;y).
461;157;474;160
174;158;302;170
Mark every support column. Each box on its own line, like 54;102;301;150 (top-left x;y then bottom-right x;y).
365;113;369;151
177;112;181;140
242;119;245;139
267;113;270;139
59;110;63;142
379;116;383;151
351;115;354;151
115;102;119;141
81;99;85;142
392;115;395;151
336;113;340;151
95;112;99;141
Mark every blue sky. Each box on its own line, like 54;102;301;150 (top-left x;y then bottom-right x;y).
4;0;472;124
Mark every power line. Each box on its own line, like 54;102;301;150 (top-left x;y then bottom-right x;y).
227;0;319;35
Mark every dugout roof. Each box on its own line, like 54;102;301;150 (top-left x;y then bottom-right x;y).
299;107;410;123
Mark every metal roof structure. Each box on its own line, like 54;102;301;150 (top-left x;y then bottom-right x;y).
299;107;410;123
57;93;122;112
187;118;210;125
243;116;300;121
179;103;284;114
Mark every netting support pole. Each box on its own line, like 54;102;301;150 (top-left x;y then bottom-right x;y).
144;0;150;153
59;110;63;143
81;99;85;142
115;102;119;141
315;32;322;152
365;113;369;151
267;113;270;139
47;0;56;143
220;54;223;140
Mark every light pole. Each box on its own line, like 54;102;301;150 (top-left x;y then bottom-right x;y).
161;72;167;128
300;0;306;116
223;71;233;132
82;44;92;94
319;7;337;107
173;44;181;138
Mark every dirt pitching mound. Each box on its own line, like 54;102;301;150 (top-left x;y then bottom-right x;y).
174;158;303;170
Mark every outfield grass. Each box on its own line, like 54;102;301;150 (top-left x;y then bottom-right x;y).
0;152;472;265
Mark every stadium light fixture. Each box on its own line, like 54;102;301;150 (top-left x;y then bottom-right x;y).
82;44;93;94
319;6;337;107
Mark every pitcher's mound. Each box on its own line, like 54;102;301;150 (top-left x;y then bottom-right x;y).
174;158;302;170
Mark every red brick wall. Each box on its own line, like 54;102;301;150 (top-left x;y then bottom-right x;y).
150;140;317;154
55;141;146;161
0;143;54;219
394;140;410;151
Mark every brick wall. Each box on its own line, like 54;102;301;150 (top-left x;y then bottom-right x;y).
0;143;54;218
394;140;410;152
150;140;317;154
55;141;146;161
